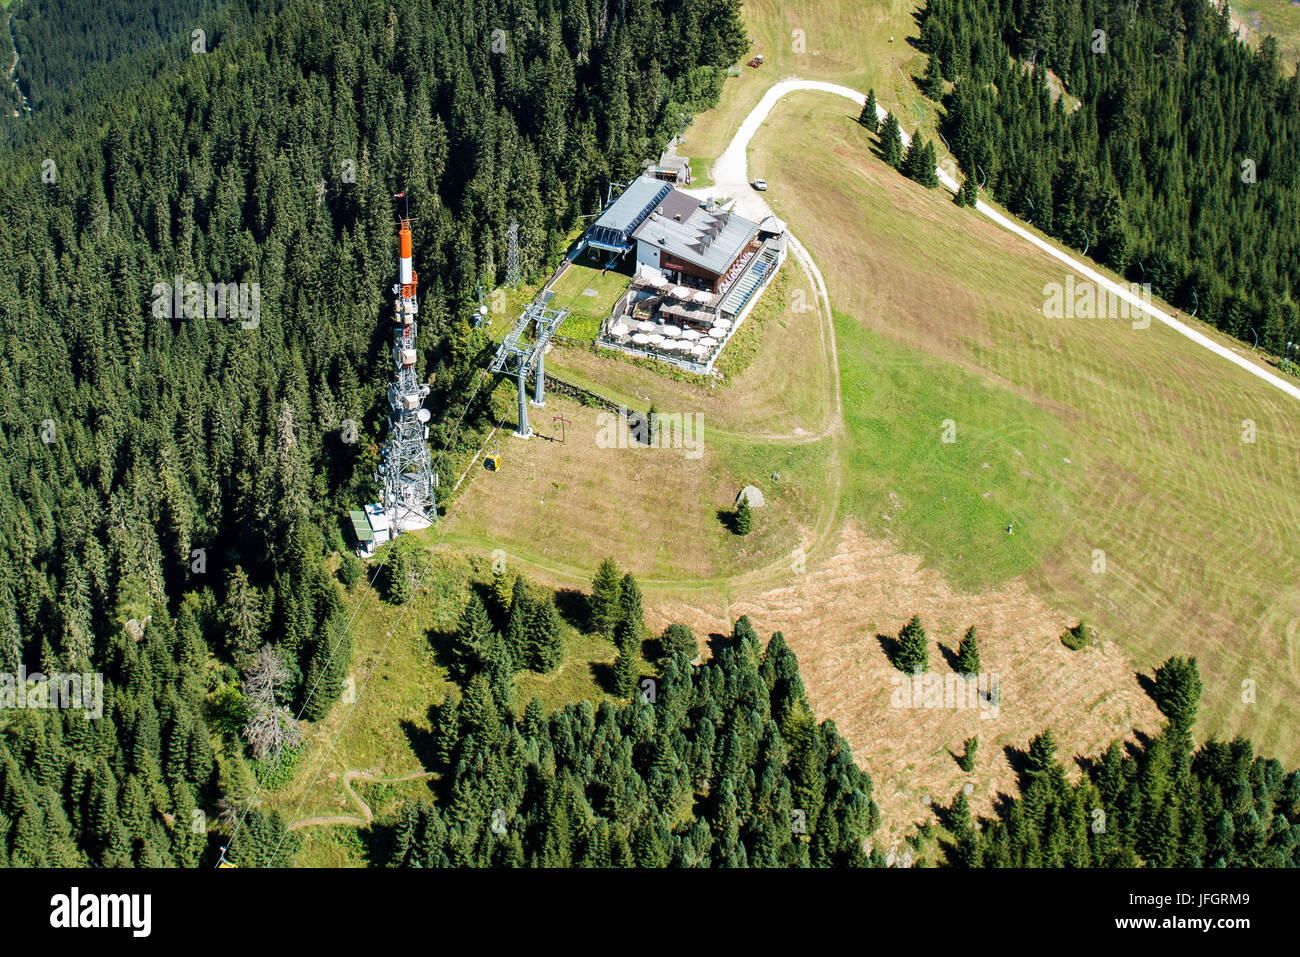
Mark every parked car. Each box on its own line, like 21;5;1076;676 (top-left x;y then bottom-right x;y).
751;179;768;191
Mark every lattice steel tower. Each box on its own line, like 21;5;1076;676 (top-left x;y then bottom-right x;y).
381;207;436;531
506;218;521;287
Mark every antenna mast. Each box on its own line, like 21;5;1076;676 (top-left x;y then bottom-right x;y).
381;192;436;531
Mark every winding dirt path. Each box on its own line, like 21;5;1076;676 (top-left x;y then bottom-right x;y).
5;12;28;115
288;769;438;831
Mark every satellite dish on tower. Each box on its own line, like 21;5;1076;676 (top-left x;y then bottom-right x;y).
478;305;489;316
417;408;432;423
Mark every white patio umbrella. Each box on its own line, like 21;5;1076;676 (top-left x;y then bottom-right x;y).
631;333;650;345
681;328;701;341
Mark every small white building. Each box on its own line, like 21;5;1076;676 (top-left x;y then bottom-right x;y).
364;503;391;544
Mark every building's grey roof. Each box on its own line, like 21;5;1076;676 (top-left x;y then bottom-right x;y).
649;155;691;173
649;189;699;224
587;176;673;250
633;196;760;276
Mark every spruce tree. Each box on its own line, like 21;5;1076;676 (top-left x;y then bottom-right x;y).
491;569;514;622
958;174;979;207
222;567;262;668
526;597;563;673
948;788;972;838
921;54;945;100
338;551;362;589
880;112;904;168
955;626;981;676
895;615;929;673
958;735;978;772
901;138;922;180
303;629;350;721
504;576;530;671
614;573;644;653
450;591;494;682
859;89;879;132
386;546;412;605
917;140;940;187
613;645;638;699
659;623;697;661
590;558;622;636
1152;657;1202;733
734;496;753;535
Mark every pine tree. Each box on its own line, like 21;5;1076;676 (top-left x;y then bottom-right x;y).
1152;657;1202;733
504;576;530;671
955;626;981;676
338;551;362;589
222;566;261;669
450;591;494;682
948;788;972;838
958;735;978;772
895;615;929;673
526;597;563;673
958;175;979;207
659;623;697;662
613;573;644;653
902;138;922;180
590;558;622;636
302;628;350;721
386;546;412;605
917;140;940;187
921;55;945;100
880;112;904;168
859;89;879;132
734;496;753;535
492;569;514;622
613;645;638;699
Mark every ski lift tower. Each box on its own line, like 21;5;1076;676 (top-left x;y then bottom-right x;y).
380;197;437;531
490;290;568;438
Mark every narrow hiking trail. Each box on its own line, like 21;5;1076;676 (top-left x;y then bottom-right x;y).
5;12;29;116
288;769;438;831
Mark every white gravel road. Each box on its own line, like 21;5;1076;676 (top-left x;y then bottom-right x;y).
687;78;1300;404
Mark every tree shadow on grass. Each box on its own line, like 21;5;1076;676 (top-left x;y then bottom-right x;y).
937;641;960;671
716;508;739;534
875;633;901;669
426;626;460;675
554;587;590;632
705;632;735;659
1002;743;1030;791
400;715;440;774
590;660;617;695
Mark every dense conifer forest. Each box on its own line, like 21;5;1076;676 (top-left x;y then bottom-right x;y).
381;613;880;867
921;0;1300;351
948;659;1300;866
0;0;748;867
6;0;225;114
1;0;1298;870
